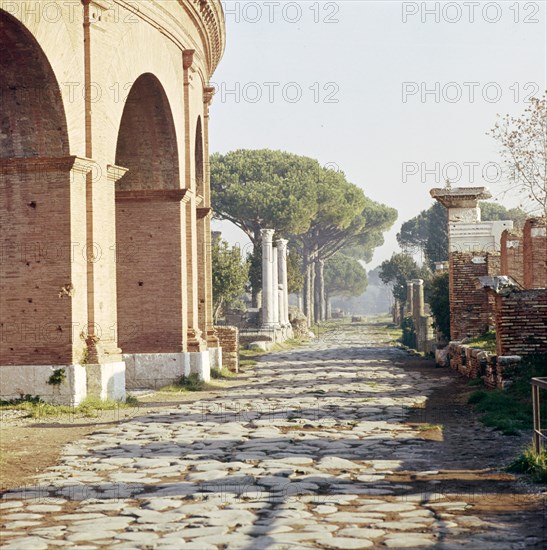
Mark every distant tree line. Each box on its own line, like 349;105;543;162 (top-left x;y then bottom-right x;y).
211;149;397;324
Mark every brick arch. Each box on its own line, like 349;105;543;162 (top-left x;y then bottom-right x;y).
115;73;179;190
195;116;204;196
0;10;69;158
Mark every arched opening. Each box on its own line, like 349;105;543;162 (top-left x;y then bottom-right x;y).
0;12;69;158
115;74;185;367
0;11;79;369
116;73;179;190
195;116;204;195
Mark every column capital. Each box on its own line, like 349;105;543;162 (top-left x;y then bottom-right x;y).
203;86;216;105
183;50;195;70
412;278;424;286
276;238;288;250
261;228;275;243
107;164;129;183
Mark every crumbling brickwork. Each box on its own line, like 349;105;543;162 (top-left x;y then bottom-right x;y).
449;252;499;340
447;342;521;389
523;218;547;289
500;229;524;286
495;290;547;357
215;326;239;373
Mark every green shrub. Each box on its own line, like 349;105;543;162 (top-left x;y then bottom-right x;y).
507;446;547;483
401;316;416;349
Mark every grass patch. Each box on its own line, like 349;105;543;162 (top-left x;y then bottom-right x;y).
507;446;547;483
467;354;547;435
160;373;208;393
0;395;140;419
211;367;235;380
465;330;497;353
414;423;443;432
240;359;257;367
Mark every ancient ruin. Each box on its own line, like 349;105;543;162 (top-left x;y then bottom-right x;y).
430;187;547;386
0;1;226;403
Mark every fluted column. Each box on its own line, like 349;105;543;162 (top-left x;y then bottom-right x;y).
261;229;276;328
272;246;280;327
277;239;290;326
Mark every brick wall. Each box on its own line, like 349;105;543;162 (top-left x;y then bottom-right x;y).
449;252;499;340
116;195;185;354
495;289;547;357
215;326;239;373
0;159;88;366
500;229;524;286
523;218;547;289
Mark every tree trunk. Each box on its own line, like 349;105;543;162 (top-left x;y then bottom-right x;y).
213;298;223;324
252;289;262;309
314;259;325;323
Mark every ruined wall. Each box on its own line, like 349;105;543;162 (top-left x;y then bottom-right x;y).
523;218;547;289
215;326;239;373
500;229;524;287
495;289;547;357
449;252;499;340
447;342;521;389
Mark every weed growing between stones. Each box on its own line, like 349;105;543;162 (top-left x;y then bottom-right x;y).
0;395;140;419
507;445;547;484
161;373;208;392
47;368;66;386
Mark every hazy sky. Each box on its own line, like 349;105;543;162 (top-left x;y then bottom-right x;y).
209;0;547;267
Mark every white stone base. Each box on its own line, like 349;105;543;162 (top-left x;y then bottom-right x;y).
86;362;126;401
123;353;185;390
185;351;211;382
209;347;223;372
124;351;213;389
0;364;87;405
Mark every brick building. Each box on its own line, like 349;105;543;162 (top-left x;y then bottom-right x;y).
0;1;226;403
430;187;513;340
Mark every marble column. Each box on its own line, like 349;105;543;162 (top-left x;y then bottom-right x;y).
272;247;280;327
277;239;290;326
261;229;276;328
406;281;414;316
412;279;425;320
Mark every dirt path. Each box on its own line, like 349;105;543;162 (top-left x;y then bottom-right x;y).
0;320;545;549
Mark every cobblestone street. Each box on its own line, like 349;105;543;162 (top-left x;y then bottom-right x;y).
1;322;545;549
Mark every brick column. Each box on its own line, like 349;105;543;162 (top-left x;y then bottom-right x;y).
261;229;276;328
202;86;219;349
277;239;290;326
183;50;205;352
523;218;547;289
500;229;524;286
82;0;123;364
